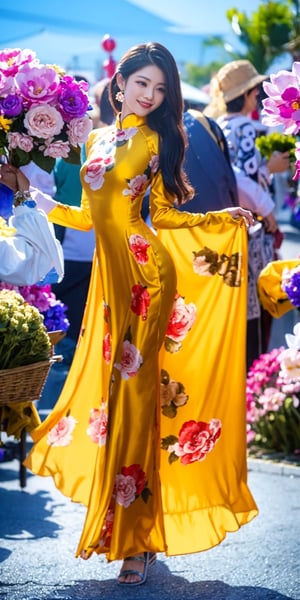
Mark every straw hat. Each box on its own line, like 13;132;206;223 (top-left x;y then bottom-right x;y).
215;60;266;103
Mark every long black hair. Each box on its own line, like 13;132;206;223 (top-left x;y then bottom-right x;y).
109;42;194;205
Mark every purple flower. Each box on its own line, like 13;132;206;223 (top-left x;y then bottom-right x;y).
0;93;23;117
42;300;70;332
58;75;89;122
283;270;300;307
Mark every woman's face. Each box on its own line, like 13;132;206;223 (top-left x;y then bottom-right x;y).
117;65;166;119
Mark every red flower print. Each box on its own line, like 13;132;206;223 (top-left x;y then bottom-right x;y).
161;418;222;465
98;507;114;549
130;283;150;320
128;233;150;264
103;332;112;363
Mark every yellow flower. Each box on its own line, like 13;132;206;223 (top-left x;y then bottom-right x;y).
0;217;16;237
0;114;13;132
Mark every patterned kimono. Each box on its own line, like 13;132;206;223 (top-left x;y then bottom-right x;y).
25;113;258;561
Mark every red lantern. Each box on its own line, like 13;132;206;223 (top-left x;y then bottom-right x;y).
101;35;116;54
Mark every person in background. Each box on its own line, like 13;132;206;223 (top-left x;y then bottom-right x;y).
205;60;290;369
4;42;256;588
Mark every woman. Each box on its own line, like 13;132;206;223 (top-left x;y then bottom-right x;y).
5;43;255;586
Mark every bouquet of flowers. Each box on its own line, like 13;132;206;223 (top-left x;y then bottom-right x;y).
246;323;300;457
0;281;69;333
255;132;296;161
0;47;92;173
0;288;51;369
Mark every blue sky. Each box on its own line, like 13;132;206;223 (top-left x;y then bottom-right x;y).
130;0;261;34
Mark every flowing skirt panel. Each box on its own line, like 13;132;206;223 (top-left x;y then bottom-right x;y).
158;214;258;555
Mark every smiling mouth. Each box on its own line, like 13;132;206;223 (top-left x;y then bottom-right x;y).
138;101;152;109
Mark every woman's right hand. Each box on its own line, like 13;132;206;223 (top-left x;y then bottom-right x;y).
0;163;30;192
267;151;290;174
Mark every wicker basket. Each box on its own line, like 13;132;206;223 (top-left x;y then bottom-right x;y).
0;360;52;405
48;330;66;347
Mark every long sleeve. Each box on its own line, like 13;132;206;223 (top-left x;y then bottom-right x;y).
150;170;205;229
30;185;93;231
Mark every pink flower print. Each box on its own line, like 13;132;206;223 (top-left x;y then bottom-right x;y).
149;155;159;174
113;464;148;507
84;157;107;190
122;174;148;201
116;127;138;144
103;332;112;363
114;473;137;507
87;402;108;446
130;283;150;320
114;340;143;380
128;234;150;264
165;294;196;352
47;415;77;447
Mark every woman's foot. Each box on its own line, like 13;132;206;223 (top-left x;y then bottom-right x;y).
117;552;156;586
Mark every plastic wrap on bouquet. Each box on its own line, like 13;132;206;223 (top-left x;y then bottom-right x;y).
257;259;300;318
0;202;64;286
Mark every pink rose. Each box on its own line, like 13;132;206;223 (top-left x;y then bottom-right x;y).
128;234;150;265
8;131;33;152
43;139;70;158
114;340;143;380
68;115;93;146
165;294;196;343
47;415;77;447
114;474;137;507
24;104;64;138
87;403;108;446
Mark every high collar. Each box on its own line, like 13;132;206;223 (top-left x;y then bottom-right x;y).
116;113;146;129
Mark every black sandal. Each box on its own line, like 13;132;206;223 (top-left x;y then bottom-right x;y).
117;551;156;586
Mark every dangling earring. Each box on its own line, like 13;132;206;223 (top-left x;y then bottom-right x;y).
115;90;124;103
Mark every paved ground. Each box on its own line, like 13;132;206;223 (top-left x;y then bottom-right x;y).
0;456;299;600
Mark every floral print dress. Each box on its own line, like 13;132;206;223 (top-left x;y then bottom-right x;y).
25;113;258;561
